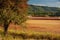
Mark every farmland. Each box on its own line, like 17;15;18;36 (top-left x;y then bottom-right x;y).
26;19;60;34
7;17;60;34
0;17;60;40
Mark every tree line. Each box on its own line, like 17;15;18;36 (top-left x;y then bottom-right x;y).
28;5;60;17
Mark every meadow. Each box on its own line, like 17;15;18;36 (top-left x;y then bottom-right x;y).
0;18;60;40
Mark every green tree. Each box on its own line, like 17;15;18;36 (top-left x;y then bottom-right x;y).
0;0;28;35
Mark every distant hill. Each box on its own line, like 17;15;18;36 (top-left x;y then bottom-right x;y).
28;5;60;17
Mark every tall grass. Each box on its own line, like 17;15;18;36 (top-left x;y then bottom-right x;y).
0;29;60;40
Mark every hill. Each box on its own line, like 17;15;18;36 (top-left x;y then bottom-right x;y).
28;5;60;17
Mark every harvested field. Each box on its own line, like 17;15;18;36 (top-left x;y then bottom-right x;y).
0;17;59;34
26;19;60;34
0;17;60;40
7;18;60;34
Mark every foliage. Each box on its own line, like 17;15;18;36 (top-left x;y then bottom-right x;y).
0;0;28;34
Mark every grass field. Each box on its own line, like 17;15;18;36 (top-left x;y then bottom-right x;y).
0;19;60;40
26;19;60;34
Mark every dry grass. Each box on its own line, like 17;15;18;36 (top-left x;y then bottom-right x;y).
26;20;60;34
0;19;60;40
7;19;60;34
0;29;60;40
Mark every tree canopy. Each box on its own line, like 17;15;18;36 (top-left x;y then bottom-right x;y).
0;0;28;35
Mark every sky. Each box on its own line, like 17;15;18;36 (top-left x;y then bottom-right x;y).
28;0;60;7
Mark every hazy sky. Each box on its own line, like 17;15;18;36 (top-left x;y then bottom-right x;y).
28;0;60;7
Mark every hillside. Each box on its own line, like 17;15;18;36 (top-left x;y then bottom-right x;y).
28;5;60;17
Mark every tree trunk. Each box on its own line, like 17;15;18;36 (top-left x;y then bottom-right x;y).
3;20;11;35
4;23;9;35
